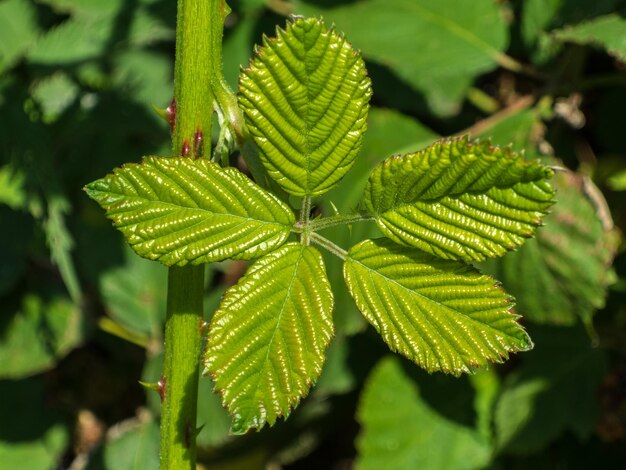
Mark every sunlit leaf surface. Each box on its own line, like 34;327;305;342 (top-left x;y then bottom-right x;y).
344;238;531;375
85;157;294;266
205;243;334;433
364;137;555;262
239;17;371;196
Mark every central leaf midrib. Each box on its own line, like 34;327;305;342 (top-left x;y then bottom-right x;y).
250;246;305;408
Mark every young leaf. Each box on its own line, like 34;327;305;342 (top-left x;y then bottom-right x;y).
357;357;491;470
343;238;531;376
363;137;554;262
204;243;334;434
239;17;371;197
85;157;294;266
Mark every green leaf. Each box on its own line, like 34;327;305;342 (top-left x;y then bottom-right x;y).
294;0;508;116
31;73;79;123
44;195;81;303
480;169;619;326
356;357;491;470
322;108;438;334
103;414;160;470
204;243;334;433
495;326;607;454
553;14;626;61
238;17;371;197
85;156;295;266
0;378;69;469
0;165;27;210
0;0;39;73
343;238;531;375
363;137;555;262
28;18;112;64
100;246;167;339
0;294;84;379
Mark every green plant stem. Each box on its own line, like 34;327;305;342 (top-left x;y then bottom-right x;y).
161;265;204;469
309;232;348;260
306;213;374;231
161;0;227;468
300;197;312;245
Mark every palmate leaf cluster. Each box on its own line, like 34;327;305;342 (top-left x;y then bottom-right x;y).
86;17;555;434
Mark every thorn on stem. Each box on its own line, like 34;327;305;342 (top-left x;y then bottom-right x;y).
181;140;190;157
166;98;176;131
158;375;166;402
194;129;204;158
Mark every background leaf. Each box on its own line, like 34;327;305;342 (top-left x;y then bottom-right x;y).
356;356;491;470
344;238;531;375
481;169;620;326
85;157;295;266
495;326;607;454
0;378;69;469
239;16;371;196
0;0;39;73
0;294;84;379
553;14;626;61
103;413;160;470
205;243;334;434
294;0;509;116
364;137;555;262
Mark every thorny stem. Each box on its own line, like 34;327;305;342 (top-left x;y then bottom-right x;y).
161;0;228;469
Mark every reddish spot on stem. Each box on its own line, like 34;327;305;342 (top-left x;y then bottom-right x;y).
166;98;176;132
158;375;166;402
194;129;204;158
181;140;190;157
199;319;208;332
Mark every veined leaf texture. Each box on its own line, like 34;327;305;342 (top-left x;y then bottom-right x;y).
204;243;334;433
364;137;555;261
85;157;294;266
239;16;371;197
344;238;532;375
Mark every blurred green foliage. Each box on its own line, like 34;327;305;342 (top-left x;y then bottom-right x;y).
1;0;625;468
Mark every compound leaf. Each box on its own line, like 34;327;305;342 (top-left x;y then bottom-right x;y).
343;238;531;376
85;157;294;266
204;243;334;433
364;137;555;262
356;357;491;470
239;17;371;197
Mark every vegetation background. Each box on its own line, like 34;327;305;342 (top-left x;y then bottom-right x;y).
1;0;625;468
